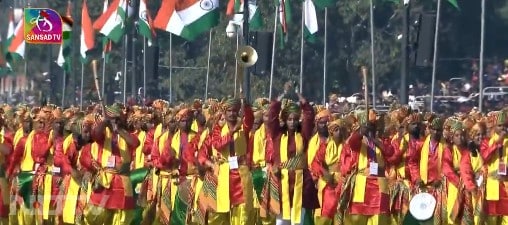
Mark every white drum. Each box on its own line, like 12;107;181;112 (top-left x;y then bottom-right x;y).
409;192;436;221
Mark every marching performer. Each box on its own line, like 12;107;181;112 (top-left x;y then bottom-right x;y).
310;118;349;225
460;121;487;225
408;116;448;225
80;105;140;225
9;108;51;225
0;108;13;225
479;111;508;224
265;93;319;225
54;113;88;225
206;97;254;225
341;110;397;225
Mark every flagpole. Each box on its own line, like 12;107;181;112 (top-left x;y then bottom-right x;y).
23;60;27;103
322;8;327;105
80;63;84;109
143;38;147;101
234;31;239;98
123;1;129;104
430;0;441;113
299;4;304;93
269;6;278;100
369;0;376;108
62;70;66;107
101;50;106;103
478;0;485;112
169;33;172;103
205;30;212;100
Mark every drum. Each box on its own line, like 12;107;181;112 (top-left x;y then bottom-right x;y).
409;192;436;221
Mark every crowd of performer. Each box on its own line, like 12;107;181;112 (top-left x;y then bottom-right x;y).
0;89;505;225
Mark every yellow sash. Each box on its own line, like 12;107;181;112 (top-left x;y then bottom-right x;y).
170;130;196;161
315;140;342;217
90;131;130;189
420;135;445;183
396;134;410;178
214;124;247;213
486;133;507;200
20;131;35;172
151;131;169;201
446;145;462;224
191;119;199;133
13;128;23;149
352;137;386;203
134;131;147;170
198;128;209;149
307;133;321;168
43;135;74;220
280;132;304;222
252;124;267;167
0;128;5;164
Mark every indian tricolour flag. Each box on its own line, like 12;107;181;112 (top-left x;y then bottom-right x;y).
93;0;127;43
303;0;318;42
227;0;263;30
7;15;25;61
80;0;95;63
57;3;73;72
138;0;155;45
154;0;220;41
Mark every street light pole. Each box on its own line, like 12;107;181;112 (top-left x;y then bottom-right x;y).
242;0;251;103
400;0;410;104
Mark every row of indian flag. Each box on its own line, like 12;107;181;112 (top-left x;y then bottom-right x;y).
0;0;460;75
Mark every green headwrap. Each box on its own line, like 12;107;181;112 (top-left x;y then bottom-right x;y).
497;111;507;126
429;117;444;130
224;98;241;110
449;119;463;133
105;104;122;118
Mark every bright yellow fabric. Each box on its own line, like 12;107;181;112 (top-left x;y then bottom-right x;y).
252;124;267;167
419;135;445;183
344;214;390;225
170;130;196;160
307;133;321;168
151;131;169;201
16;205;35;225
84;205;134;225
352;137;386;203
91;134;113;189
191;119;199;133
0;128;5;164
62;176;81;224
134;131;146;170
315;140;342;217
214;123;247;213
13;128;23;149
396;134;410;178
280;132;304;222
198;128;209;149
446;146;462;224
43;134;74;220
486;133;508;201
20;131;35;172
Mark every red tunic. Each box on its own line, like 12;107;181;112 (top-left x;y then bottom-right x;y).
479;137;508;215
408;138;444;185
160;131;200;178
0;129;13;217
265;101;319;210
79;131;140;210
342;132;397;215
53;136;79;176
210;105;254;206
9;131;51;172
310;140;349;218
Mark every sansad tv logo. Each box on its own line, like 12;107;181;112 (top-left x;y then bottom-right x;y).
24;8;64;44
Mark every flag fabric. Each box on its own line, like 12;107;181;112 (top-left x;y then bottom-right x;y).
275;0;292;47
313;0;335;9
303;0;318;42
154;0;220;41
0;37;12;76
100;0;113;62
227;0;263;30
57;3;73;72
447;0;459;9
138;0;155;45
80;0;95;63
4;12;15;56
7;16;25;61
93;0;127;43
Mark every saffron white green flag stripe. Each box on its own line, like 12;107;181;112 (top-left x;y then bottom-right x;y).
303;0;318;42
229;0;263;30
4;12;14;55
138;0;154;45
154;0;220;41
57;17;72;72
81;0;95;63
93;0;127;43
7;16;25;61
